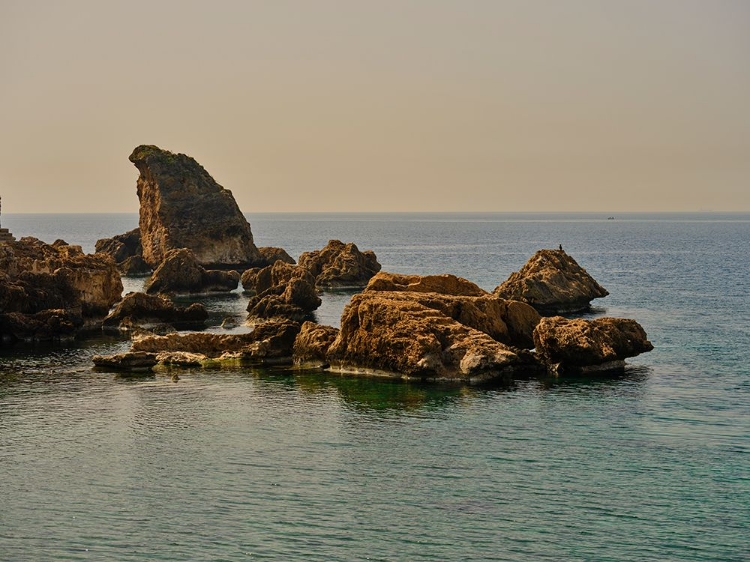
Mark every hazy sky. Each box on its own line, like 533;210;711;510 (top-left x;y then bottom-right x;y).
1;0;749;213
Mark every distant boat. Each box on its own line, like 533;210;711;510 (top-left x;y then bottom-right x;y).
607;216;615;220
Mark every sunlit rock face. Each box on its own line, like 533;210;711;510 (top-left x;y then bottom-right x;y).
494;249;609;314
129;145;262;269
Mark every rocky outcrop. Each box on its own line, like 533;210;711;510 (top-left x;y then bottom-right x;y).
102;292;208;332
298;240;381;289
533;316;654;374
326;293;539;383
92;351;159;372
257;247;296;266
92;320;301;371
130;144;263;269
243;261;321;322
365;272;486;297
144;248;240;295
494;249;608;314
0;238;122;341
95;228;150;275
292;322;339;365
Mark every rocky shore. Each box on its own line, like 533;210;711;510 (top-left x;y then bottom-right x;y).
2;144;653;381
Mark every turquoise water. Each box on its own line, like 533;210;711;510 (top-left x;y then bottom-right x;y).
1;213;748;560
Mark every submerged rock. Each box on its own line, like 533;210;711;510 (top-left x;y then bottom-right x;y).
326;293;539;383
102;292;208;332
144;248;240;295
130;144;263;269
365;272;487;297
494;249;608;314
533;316;654;374
298;240;381;289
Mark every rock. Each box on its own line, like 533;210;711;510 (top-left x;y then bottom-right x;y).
155;351;206;366
220;316;238;329
144;248;240;295
130;144;262;268
244;261;321;322
131;320;301;364
298;240;381;289
96;228;152;275
0;238;122;341
365;272;487;297
389;292;540;349
0;309;82;342
102;292;208;332
92;351;158;371
257;246;296;266
326;293;539;382
494;249;609;314
293;321;339;365
533;316;654;374
118;255;151;276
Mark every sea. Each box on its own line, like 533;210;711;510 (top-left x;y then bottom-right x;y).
0;212;748;561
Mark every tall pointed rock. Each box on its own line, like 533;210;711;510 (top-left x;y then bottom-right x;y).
130;145;262;268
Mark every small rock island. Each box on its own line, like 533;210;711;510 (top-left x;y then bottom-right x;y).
1;144;654;382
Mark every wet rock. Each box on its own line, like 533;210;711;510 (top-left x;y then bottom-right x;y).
494;249;608;314
326;293;538;383
533;316;654;374
144;248;239;295
365;272;487;297
220;316;239;329
131;320;301;364
102;292;208;332
92;351;158;371
0;309;82;342
298;240;381;289
130;144;262;268
293;321;339;365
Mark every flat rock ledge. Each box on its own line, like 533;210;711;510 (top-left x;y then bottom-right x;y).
494;249;609;314
93;321;300;372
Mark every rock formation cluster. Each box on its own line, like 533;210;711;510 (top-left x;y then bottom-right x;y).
0;238;122;341
1;144;652;380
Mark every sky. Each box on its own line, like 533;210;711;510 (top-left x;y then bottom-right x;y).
1;0;749;213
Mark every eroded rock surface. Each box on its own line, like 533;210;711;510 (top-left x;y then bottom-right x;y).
0;238;122;341
130;145;262;268
95;228;150;275
243;261;320;322
298;240;381;289
533;316;653;374
365;272;486;297
103;292;207;332
326;293;538;382
293;321;339;365
257;247;296;266
145;248;240;295
494;249;609;314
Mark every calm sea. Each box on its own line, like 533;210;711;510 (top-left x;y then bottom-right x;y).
1;212;748;561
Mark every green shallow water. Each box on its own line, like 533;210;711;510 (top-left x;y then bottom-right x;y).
1;212;749;560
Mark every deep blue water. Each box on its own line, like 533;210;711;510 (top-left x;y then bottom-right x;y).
1;212;748;561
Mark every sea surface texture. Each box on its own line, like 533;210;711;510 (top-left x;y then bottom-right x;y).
1;212;748;561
